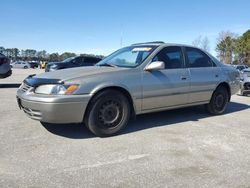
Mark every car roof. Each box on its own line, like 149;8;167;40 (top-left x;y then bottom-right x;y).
131;41;165;46
130;41;200;49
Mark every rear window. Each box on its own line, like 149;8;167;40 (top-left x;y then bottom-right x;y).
84;57;101;64
185;47;213;68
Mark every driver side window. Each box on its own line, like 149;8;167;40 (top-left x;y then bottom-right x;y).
72;57;82;64
152;46;183;69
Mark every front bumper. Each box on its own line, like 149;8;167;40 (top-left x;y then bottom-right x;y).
240;81;250;94
17;87;91;124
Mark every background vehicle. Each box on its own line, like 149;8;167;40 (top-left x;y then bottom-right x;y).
240;68;250;96
28;61;40;69
232;64;248;71
45;55;102;72
17;42;240;137
0;53;12;78
11;61;30;69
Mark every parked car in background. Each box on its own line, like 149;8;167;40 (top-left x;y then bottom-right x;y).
11;61;30;69
232;64;248;71
28;61;40;69
240;68;250;96
0;53;12;78
45;55;102;72
17;42;240;137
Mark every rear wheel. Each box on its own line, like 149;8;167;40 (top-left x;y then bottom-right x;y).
85;90;130;137
206;86;229;115
24;66;28;69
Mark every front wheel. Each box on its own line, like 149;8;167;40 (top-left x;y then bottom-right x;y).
205;86;229;115
85;90;131;137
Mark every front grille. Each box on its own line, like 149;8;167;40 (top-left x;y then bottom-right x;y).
22;107;42;120
20;83;32;92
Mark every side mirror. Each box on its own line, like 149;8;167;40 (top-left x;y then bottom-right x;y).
145;61;165;71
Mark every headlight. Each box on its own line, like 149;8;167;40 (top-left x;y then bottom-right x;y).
35;84;79;95
50;65;58;69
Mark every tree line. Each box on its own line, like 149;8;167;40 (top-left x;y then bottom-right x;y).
0;47;104;62
193;29;250;66
216;29;250;65
1;29;249;65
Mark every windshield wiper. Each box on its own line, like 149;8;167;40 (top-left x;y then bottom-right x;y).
98;63;117;67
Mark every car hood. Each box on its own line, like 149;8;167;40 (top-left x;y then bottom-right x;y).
35;66;127;81
47;61;62;66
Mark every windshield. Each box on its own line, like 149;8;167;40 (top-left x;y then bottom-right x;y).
97;46;156;68
62;57;75;63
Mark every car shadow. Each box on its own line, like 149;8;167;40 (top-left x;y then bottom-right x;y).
0;83;21;88
122;101;249;135
42;122;95;139
41;101;249;139
237;94;250;97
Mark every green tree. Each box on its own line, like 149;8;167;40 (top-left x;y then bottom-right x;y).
235;29;250;66
5;48;13;58
26;49;36;58
11;48;20;60
36;50;47;60
60;52;76;61
49;53;60;61
216;31;237;64
0;46;5;54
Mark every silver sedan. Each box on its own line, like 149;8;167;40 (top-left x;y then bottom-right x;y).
17;42;241;136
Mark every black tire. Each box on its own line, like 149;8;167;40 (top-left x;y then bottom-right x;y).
206;86;229;115
85;90;130;137
24;66;28;69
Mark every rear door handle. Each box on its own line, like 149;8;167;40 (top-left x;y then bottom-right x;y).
181;76;187;80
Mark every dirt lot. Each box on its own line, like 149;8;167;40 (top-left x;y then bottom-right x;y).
0;69;250;188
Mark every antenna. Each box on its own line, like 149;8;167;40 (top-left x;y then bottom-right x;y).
120;29;123;47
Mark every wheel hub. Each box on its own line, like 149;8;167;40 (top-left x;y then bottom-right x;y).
98;100;122;127
215;94;224;109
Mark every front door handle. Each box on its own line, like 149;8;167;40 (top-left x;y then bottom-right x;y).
181;76;187;80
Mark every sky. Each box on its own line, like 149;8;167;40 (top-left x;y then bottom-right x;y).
0;0;249;56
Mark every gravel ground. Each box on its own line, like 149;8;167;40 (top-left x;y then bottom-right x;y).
0;69;250;188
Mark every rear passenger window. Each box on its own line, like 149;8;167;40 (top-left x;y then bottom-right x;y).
152;46;183;69
185;47;213;68
84;57;100;65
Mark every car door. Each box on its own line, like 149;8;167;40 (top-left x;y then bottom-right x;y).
71;57;82;67
83;57;97;66
16;62;21;68
79;56;86;66
184;47;220;103
142;46;190;110
22;62;27;68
